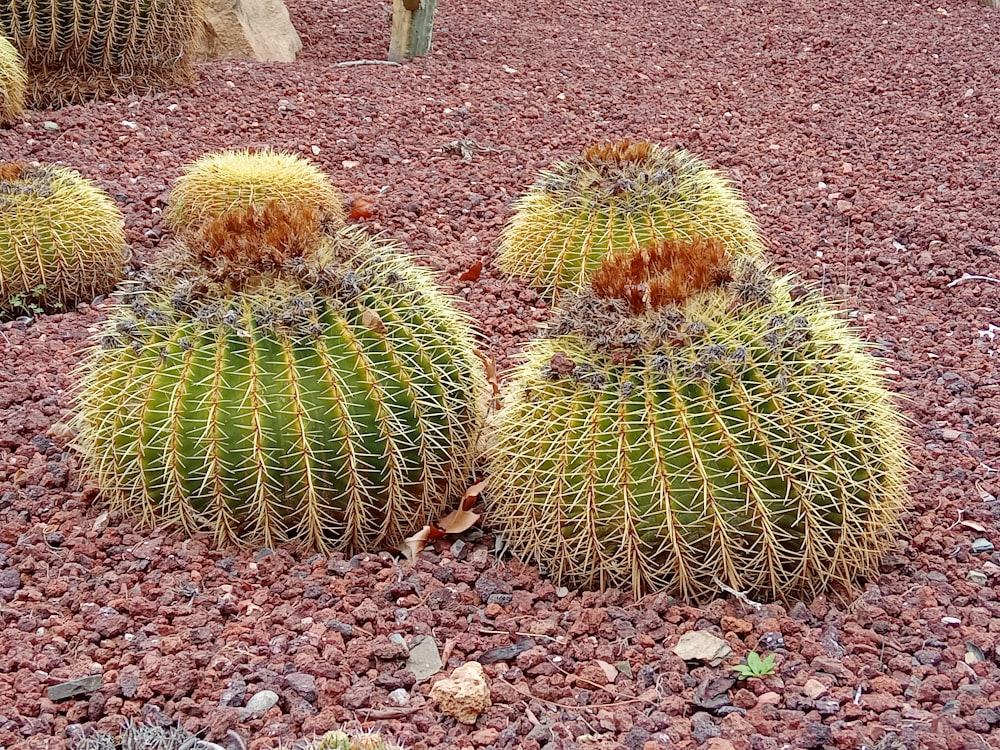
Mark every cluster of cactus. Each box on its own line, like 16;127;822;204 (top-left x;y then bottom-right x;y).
0;0;202;106
486;141;909;601
0;162;126;316
497;140;765;302
0;34;26;125
75;150;485;554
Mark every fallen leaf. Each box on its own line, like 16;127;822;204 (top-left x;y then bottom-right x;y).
441;637;457;665
594;659;619;683
458;261;483;282
473;348;501;410
361;307;387;335
348;196;374;220
961;520;987;533
399;479;486;561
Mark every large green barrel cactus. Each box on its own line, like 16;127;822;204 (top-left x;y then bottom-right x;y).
487;240;909;601
498;140;765;302
165;149;346;234
75;210;485;553
0;35;26;125
0;162;126;315
0;0;202;106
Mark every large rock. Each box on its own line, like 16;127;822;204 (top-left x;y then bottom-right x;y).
190;0;302;62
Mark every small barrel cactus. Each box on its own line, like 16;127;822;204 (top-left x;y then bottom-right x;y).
0;162;126;315
302;730;403;750
1;0;202;106
0;35;26;126
498;140;764;302
75;205;485;553
165;149;346;234
486;239;909;601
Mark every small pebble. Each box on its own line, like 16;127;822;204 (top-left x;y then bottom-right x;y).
971;538;995;554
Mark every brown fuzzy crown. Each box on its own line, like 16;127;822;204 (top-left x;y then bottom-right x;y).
582;140;656;166
591;238;731;313
189;200;323;291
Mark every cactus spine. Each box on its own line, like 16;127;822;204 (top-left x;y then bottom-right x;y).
166;149;346;234
498;140;765;302
75;211;485;553
0;35;26;125
486;241;909;601
0;0;202;106
0;162;126;315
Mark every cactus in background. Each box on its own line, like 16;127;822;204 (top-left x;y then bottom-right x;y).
498;140;764;302
0;162;126;315
486;239;909;602
0;0;202;106
301;729;404;750
0;35;26;125
166;149;346;234
75;206;485;554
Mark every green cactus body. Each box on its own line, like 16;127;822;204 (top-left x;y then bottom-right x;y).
498;141;764;302
0;0;201;106
0;162;126;315
486;276;909;601
166;149;346;233
75;228;485;553
0;35;26;125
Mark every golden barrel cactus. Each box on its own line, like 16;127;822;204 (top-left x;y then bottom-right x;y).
0;35;26;125
0;0;202;106
498;140;765;303
75;205;485;553
487;239;909;602
166;149;346;234
0;162;126;315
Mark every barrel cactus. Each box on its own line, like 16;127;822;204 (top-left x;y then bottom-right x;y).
0;35;26;125
75;204;485;553
1;162;126;316
486;238;909;601
300;730;403;750
165;149;346;234
498;140;764;302
1;0;202;106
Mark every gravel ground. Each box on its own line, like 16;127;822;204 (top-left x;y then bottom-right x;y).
1;1;999;749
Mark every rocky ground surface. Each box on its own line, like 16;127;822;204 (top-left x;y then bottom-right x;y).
2;0;1000;748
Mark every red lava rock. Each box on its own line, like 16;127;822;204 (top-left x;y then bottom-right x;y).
1;1;999;748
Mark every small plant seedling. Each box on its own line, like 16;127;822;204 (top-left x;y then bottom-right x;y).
732;651;777;679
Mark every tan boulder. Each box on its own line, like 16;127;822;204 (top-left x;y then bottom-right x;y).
190;0;302;63
429;662;491;725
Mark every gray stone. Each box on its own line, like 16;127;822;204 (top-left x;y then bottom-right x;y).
405;635;442;682
239;689;279;720
219;677;247;707
284;673;316;703
972;538;995;554
47;674;103;701
387;688;410;706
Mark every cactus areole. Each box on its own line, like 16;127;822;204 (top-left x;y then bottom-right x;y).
487;241;909;602
75;218;485;553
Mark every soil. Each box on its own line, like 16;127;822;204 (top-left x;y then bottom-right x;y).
2;1;1000;749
